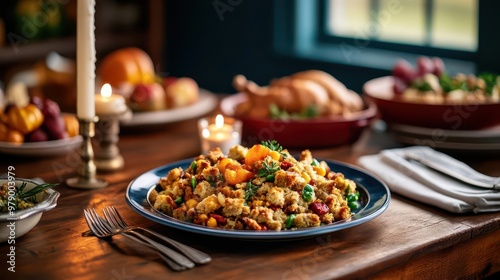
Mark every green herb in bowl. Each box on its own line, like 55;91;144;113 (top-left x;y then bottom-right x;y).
0;181;58;213
0;179;60;242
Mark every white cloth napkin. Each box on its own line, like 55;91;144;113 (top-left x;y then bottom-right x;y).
357;146;500;213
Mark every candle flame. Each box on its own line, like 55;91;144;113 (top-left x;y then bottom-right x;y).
202;128;210;138
215;114;224;129
101;83;112;98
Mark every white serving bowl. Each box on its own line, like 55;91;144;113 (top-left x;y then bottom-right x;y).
0;178;60;243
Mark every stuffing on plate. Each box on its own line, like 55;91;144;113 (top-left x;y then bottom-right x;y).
149;141;360;231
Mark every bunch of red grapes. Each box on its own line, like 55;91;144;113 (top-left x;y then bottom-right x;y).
392;56;446;94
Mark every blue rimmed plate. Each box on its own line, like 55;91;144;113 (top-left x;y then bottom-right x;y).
125;158;390;240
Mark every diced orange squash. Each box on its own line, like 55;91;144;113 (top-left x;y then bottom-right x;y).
238;168;255;182
224;167;254;185
218;158;239;174
245;144;273;166
225;162;240;171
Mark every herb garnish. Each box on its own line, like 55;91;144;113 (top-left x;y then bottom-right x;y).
411;80;433;92
262;140;282;152
478;72;499;95
244;181;260;202
438;74;455;93
207;175;216;187
1;181;58;212
258;158;279;182
261;140;287;158
269;104;319;119
18;182;58;199
439;74;469;93
218;173;225;182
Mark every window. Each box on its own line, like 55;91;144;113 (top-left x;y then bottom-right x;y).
274;0;494;75
325;0;477;54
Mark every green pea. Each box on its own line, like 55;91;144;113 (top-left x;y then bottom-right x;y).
303;191;313;202
266;174;275;182
190;161;197;172
347;193;358;202
303;192;313;202
191;176;197;188
302;184;314;202
348;201;358;211
285;214;296;229
311;158;319;166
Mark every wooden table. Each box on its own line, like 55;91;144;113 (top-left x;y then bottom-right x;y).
1;117;499;280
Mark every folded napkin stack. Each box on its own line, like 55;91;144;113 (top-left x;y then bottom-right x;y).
357;146;500;213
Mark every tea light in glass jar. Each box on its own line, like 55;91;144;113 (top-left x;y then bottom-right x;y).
95;83;128;116
198;114;242;155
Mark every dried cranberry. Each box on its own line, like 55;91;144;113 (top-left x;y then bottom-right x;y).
269;205;281;211
210;214;227;225
280;161;293;170
259;224;268;231
309;202;330;216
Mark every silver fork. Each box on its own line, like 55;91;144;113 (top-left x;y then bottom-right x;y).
83;209;193;271
102;206;211;264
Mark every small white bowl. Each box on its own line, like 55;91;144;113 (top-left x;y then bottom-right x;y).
0;178;60;243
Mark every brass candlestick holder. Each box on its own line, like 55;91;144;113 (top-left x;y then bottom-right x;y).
94;110;131;172
66;117;108;189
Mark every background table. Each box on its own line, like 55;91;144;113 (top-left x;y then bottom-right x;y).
1;118;499;280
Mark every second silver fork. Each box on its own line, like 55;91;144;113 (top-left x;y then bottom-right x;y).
102;206;211;264
85;208;195;270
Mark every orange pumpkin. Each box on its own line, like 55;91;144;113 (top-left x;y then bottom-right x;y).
98;47;156;88
62;114;79;137
5;104;44;135
0;122;24;144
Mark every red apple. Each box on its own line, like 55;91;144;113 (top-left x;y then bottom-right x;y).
432;57;446;77
392;59;417;85
163;77;199;108
31;95;44;110
163;77;178;88
417;56;435;77
36;97;68;140
42;98;61;119
128;83;166;112
392;77;408;95
27;127;49;142
44;115;68;140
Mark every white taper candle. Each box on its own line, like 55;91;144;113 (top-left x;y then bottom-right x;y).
76;0;96;120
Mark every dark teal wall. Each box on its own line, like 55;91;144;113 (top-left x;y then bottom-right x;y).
162;0;388;94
